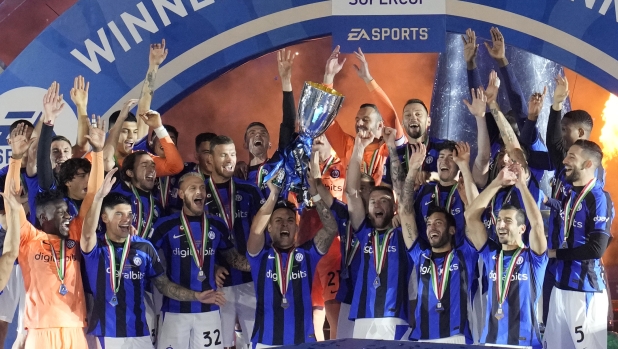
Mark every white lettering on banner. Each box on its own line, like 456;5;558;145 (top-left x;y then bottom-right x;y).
71;0;216;73
348;27;429;40
333;0;445;16
571;0;618;22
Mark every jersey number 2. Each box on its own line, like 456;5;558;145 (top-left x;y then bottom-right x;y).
203;329;222;347
574;326;584;343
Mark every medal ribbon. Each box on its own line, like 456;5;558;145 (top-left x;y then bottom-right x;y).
563;178;596;242
49;239;66;284
362;149;379;176
433;184;458;211
372;228;395;277
207;178;236;230
180;212;210;270
130;185;155;238
159;176;170;208
343;223;360;267
256;159;269;187
105;235;131;295
273;248;295;298
496;247;524;307
321;155;336;177
429;250;455;301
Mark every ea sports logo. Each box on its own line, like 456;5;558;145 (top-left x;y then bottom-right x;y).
0;87;77;166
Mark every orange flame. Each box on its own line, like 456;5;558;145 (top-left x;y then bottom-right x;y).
600;94;618;167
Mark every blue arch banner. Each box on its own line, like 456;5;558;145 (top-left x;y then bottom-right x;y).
0;0;616;165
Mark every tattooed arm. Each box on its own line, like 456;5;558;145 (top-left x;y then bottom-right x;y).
152;274;226;305
222;249;251;272
384;127;405;198
136;40;168;139
313;196;340;255
399;144;425;249
488;100;527;168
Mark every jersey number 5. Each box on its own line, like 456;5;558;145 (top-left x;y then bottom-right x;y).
574;326;584;343
203;329;222;347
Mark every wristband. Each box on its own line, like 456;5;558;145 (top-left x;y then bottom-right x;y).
312;194;322;203
154;125;169;139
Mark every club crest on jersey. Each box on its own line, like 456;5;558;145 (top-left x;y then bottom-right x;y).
65;239;76;249
516;256;524;265
207;194;212;198
236;195;243;201
295;253;304;262
577;203;583;212
425;155;434;164
330;169;340;178
133;256;142;266
208;231;215;240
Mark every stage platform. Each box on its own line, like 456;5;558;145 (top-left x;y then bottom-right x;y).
281;338;513;348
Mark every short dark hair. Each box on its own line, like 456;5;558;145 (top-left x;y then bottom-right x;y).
427;206;456;229
500;204;526;226
51;135;72;147
121;151;149;182
244;122;268;141
195;132;217;150
209;135;234;154
109;110;137;128
403;99;428;113
563;110;593;132
437;140;457;153
573;139;603;167
150;124;179;140
369;185;394;199
58;158;91;192
9;120;34;133
272;200;297;217
359;103;382;120
101;192;132;214
35;189;66;215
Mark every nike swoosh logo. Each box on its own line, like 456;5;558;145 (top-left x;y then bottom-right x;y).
268;255;275;259
173;234;184;239
205;200;213;206
425;201;432;205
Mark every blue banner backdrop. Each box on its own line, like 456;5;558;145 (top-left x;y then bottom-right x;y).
0;0;616;165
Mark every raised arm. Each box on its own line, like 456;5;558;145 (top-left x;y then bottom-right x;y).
345;131;373;230
136;39;168;140
139;110;184;176
307;151;334;208
354;48;404;141
512;164;546;254
323;46;351;158
7;125;33;224
520;89;546;147
103;99;138;171
70;76;91;157
79;117;106;218
0;178;21;290
464;88;490;188
247;174;283;255
277;48;297;150
464;167;516;250
152;273;225;305
37;82;65;189
453;142;479;206
25;118;43;177
313;193;340;254
81;168;117;253
400;143;426;249
384;127;404;197
547;75;569;169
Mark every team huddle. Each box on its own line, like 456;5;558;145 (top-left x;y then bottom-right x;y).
0;27;614;349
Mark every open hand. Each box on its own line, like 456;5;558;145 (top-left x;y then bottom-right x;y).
9;123;36;159
463;88;487;118
527;87;547;121
277;48;295;82
96;168;118;200
453;142;471;166
553;75;569;107
461;28;478;67
408;143;427;172
70;76;89;108
85;115;106;152
485;27;507;65
483;70;500;104
43;81;65;125
324;45;346;82
353;48;372;83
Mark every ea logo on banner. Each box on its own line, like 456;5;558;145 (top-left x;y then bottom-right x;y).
0;87;77;166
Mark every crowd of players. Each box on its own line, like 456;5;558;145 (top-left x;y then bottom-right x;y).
0;27;614;349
